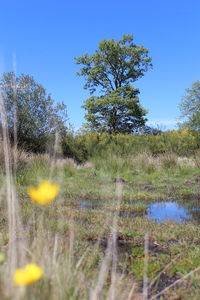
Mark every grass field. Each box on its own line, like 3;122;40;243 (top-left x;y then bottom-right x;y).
0;149;200;299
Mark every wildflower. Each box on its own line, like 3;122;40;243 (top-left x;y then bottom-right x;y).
13;263;43;286
28;180;59;205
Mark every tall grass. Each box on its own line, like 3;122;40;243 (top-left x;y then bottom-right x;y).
0;92;142;299
0;92;26;296
1;91;200;299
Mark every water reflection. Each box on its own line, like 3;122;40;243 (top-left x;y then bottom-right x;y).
148;202;189;223
76;199;200;223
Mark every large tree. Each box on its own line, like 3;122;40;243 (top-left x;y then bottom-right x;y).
75;34;152;133
0;72;68;152
179;81;200;131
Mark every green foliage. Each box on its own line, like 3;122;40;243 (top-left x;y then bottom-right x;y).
61;130;88;163
71;130;198;161
82;86;147;133
60;129;199;164
76;34;152;133
0;72;68;152
179;81;200;131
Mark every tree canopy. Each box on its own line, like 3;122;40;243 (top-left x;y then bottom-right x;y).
179;81;200;131
82;86;147;133
0;72;68;152
75;34;152;133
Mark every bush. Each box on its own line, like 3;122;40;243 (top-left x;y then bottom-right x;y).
61;131;88;163
66;129;199;161
14;128;198;164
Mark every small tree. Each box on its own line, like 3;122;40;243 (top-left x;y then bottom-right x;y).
0;72;68;152
179;81;200;131
75;34;152;133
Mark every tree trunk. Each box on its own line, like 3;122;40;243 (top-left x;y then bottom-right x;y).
112;106;117;133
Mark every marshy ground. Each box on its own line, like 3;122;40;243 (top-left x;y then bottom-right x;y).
1;151;200;299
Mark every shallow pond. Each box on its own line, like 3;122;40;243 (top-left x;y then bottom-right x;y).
77;199;200;223
148;201;200;223
148;201;190;223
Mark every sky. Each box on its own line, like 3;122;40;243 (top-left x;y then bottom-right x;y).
0;0;200;130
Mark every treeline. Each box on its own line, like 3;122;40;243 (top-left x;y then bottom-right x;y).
62;129;200;163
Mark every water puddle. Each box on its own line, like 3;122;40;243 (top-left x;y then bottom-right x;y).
122;201;200;223
147;201;189;223
76;199;200;223
77;199;101;210
148;201;200;223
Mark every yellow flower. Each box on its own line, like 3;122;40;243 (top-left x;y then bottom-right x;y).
28;180;59;205
13;263;43;286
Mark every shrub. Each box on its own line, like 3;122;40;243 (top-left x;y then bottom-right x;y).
69;129;199;161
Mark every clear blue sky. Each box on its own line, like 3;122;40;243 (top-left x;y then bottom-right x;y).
1;0;200;130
